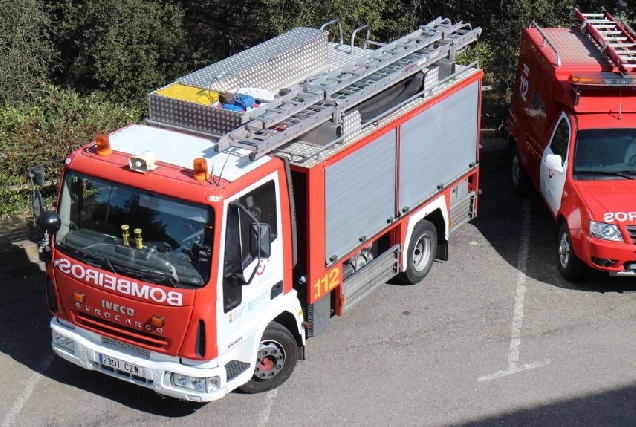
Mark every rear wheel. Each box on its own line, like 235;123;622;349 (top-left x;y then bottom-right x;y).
238;322;298;394
510;144;531;196
398;220;437;284
557;222;584;281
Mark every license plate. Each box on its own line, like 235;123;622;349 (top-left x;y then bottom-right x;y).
99;354;143;376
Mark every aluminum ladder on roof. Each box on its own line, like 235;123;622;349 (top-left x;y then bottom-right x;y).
576;9;636;73
216;18;481;160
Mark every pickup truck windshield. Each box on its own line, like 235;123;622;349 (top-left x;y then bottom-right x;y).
55;171;213;288
573;129;636;178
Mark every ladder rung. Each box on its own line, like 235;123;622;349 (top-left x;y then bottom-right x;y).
577;9;636;73
216;19;481;158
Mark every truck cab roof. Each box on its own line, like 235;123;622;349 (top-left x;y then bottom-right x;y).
108;124;272;183
522;25;636;114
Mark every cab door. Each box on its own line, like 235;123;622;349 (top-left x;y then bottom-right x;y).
540;113;571;215
216;173;285;362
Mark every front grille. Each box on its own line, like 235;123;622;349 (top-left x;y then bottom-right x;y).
74;312;168;350
626;226;636;244
102;336;150;359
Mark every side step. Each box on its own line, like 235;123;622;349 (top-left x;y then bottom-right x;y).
342;245;400;312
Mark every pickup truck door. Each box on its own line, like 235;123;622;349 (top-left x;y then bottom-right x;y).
540;114;570;216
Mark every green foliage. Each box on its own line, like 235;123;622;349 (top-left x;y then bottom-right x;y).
184;0;393;63
0;171;28;219
0;87;141;217
52;0;189;105
0;0;57;105
2;0;636;216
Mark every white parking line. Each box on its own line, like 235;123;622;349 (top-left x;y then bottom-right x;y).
1;353;53;427
479;199;549;381
256;388;278;427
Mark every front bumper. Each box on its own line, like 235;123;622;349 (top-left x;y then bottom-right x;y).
50;318;231;402
581;232;636;276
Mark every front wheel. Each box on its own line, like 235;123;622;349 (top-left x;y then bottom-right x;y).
238;322;298;394
398;219;438;284
557;222;584;281
510;144;531;196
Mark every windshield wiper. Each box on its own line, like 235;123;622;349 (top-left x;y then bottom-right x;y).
108;262;178;287
574;169;636;180
58;243;112;269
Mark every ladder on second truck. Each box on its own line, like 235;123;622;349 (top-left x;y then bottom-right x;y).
217;18;481;160
576;9;636;73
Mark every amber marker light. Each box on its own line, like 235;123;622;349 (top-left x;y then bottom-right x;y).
73;292;86;303
193;158;209;181
150;315;165;328
96;134;112;156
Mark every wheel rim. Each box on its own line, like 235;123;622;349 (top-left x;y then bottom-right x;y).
511;153;520;187
558;232;570;268
412;234;432;272
254;340;286;380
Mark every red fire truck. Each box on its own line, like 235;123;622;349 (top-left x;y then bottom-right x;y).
31;17;482;402
508;10;636;281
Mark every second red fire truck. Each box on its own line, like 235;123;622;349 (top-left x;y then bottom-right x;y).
32;17;483;401
508;10;636;280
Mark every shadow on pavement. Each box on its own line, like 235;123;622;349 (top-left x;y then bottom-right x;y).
473;159;636;292
454;382;636;426
0;221;208;416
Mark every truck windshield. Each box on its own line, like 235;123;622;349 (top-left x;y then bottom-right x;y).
55;171;214;288
573;129;636;178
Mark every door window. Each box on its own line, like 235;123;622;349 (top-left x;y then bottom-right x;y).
550;119;570;162
222;180;277;313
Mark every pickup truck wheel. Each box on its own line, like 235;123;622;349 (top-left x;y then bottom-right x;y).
238;321;298;394
398;220;437;285
557;222;584;281
510;144;531;196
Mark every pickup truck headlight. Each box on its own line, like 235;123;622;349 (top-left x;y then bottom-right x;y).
589;220;623;242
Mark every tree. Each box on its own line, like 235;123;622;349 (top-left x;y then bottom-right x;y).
0;0;57;105
52;0;189;104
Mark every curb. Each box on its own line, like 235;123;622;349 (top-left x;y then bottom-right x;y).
0;217;46;279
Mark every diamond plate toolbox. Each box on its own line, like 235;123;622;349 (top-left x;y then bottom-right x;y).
148;27;328;136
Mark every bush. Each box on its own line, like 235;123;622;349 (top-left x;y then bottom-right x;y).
0;87;142;217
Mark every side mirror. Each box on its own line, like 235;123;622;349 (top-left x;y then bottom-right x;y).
250;223;271;258
29;167;45;187
29;167;46;221
37;211;62;233
546;154;564;173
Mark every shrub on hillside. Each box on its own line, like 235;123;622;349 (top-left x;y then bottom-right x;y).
0;87;142;217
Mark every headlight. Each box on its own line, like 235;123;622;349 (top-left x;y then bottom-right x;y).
52;331;75;354
170;373;220;393
589;220;623;242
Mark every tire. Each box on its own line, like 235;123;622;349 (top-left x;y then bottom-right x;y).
238;321;298;394
510;143;531;196
557;222;584;281
398;220;438;285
